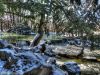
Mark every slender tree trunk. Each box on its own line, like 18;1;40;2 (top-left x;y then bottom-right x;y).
0;20;3;32
38;13;45;33
12;10;15;25
30;12;45;47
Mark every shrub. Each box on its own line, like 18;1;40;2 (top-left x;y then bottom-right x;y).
8;23;32;35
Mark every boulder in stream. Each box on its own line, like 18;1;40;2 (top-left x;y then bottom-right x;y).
61;62;81;75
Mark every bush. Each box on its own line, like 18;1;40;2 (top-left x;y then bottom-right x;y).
0;33;34;44
8;23;32;35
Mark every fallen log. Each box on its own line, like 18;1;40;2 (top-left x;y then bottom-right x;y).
30;33;43;47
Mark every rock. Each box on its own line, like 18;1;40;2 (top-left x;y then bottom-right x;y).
39;41;46;53
82;56;97;62
24;65;52;75
25;41;30;46
0;49;17;69
17;52;51;75
0;60;6;71
0;41;5;48
84;50;100;58
0;40;9;48
23;56;68;75
0;48;16;61
44;45;56;57
30;46;41;53
61;62;81;75
0;40;80;75
47;57;56;64
52;68;68;75
79;63;100;75
16;41;29;47
48;39;63;45
24;67;42;75
5;44;15;49
38;67;52;75
52;45;83;58
46;58;68;75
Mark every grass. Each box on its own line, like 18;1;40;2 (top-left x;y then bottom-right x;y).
58;57;83;64
43;34;64;43
0;32;63;44
0;32;34;43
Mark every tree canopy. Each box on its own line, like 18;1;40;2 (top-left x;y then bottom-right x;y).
0;0;99;35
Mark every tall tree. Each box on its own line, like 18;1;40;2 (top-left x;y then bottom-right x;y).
0;0;5;31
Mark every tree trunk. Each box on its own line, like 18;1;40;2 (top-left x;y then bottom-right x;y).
38;13;45;33
30;33;43;47
30;12;45;47
90;34;95;51
0;20;3;32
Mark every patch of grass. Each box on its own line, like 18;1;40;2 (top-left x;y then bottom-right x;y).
58;57;83;64
44;35;64;43
0;32;34;43
0;33;63;44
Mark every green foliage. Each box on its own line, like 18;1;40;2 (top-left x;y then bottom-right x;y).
8;23;32;35
0;0;4;15
0;0;99;36
0;33;34;43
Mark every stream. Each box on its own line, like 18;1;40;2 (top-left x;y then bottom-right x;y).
51;44;100;75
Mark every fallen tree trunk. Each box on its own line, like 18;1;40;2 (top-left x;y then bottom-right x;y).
30;33;43;47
